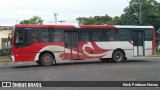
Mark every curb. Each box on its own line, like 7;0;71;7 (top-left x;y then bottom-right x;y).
0;61;12;65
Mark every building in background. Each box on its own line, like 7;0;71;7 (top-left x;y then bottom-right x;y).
0;26;13;55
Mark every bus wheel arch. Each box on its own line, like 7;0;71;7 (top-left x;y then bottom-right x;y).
112;48;126;63
38;51;56;66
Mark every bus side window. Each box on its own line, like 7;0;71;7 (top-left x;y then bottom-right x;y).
115;29;119;40
119;29;131;41
145;30;152;41
108;30;115;41
32;32;38;42
104;29;119;41
53;31;63;42
79;30;90;42
104;30;109;41
40;31;49;42
109;32;114;41
90;29;104;41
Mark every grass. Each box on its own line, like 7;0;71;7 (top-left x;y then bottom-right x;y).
0;55;11;63
154;51;160;56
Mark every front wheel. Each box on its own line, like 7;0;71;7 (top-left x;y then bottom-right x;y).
36;61;42;66
39;53;56;66
112;51;124;63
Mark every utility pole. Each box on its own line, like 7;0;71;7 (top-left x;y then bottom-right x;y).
126;0;142;25
16;20;18;24
54;13;58;24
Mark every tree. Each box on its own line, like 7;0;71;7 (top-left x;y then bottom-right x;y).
76;14;113;25
107;16;121;25
76;0;160;47
20;16;43;24
120;0;160;30
120;0;160;48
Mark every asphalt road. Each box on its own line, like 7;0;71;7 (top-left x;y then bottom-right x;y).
0;57;160;90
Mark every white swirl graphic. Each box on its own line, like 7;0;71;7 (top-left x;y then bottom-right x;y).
82;42;108;57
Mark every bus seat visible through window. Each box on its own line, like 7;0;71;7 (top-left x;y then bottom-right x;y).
32;38;37;42
41;35;49;42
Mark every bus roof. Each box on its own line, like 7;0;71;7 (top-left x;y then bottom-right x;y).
115;25;153;29
15;24;76;28
15;24;153;29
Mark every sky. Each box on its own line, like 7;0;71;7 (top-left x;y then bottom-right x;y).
1;0;159;26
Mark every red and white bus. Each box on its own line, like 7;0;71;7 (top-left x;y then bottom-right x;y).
11;24;156;66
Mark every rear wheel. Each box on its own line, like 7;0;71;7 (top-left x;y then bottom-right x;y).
112;50;124;63
39;53;56;66
124;57;127;60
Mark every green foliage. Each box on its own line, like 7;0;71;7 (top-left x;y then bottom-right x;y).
76;14;118;25
120;0;160;30
154;51;160;56
76;0;160;47
76;0;160;30
121;0;160;45
156;31;160;44
20;16;43;24
0;55;11;63
107;16;121;25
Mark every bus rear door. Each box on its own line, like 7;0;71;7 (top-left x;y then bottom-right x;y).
132;30;144;56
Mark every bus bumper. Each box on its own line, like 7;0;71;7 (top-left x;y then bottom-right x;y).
10;55;15;62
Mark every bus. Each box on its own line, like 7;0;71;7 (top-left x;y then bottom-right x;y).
10;24;156;66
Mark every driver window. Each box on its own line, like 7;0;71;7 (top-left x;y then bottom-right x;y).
15;31;27;44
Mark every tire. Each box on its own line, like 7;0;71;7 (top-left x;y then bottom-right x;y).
36;61;42;66
112;50;124;63
124;57;127;60
39;53;56;66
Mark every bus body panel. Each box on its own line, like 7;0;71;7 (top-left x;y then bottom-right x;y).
152;27;156;55
95;42;134;58
12;42;65;62
144;41;153;56
11;24;155;63
12;41;150;62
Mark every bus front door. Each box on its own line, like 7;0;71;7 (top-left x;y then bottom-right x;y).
64;31;79;59
133;31;144;56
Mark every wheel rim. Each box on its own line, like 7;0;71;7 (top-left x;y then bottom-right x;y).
115;54;120;59
43;56;52;64
114;52;122;61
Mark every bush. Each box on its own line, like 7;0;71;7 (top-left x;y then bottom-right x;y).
0;49;11;56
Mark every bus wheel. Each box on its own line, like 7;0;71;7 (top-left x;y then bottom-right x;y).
112;50;124;63
40;53;56;66
36;61;42;66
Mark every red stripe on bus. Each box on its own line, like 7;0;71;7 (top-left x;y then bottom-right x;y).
152;27;156;55
15;24;76;28
80;25;116;29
